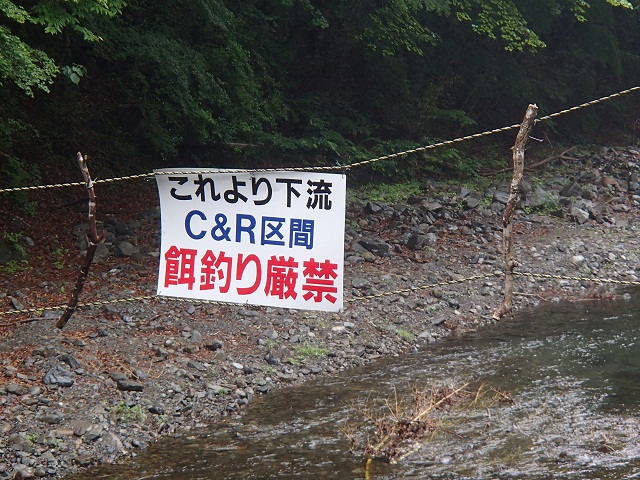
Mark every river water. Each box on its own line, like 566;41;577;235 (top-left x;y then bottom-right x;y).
72;293;640;479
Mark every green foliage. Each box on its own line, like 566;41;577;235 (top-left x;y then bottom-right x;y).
293;344;329;359
396;329;416;341
3;232;26;257
0;0;638;182
51;247;68;270
351;181;423;203
452;0;546;51
0;0;126;95
0;260;28;275
0;26;58;95
61;64;87;85
153;414;170;430
90;0;287;158
357;1;440;56
0;153;39;215
113;402;146;423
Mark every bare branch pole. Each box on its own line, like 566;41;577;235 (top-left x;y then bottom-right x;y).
493;104;538;321
57;152;104;329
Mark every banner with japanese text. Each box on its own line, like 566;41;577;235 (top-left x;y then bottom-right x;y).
155;169;346;312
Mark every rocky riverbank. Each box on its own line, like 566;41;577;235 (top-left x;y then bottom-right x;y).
1;145;640;479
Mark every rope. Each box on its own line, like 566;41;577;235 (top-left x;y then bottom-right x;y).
0;271;503;318
1;269;638;320
0;173;156;194
349;272;504;301
536;86;640;123
514;271;640;286
1;86;638;194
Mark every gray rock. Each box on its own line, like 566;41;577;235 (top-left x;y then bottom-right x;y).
418;331;436;342
422;201;444;212
361;251;376;262
560;181;582;197
358;237;391;257
104;431;125;453
115;379;144;392
207;384;229;395
6;382;27;395
569;206;590;224
41;412;64;424
109;371;128;382
493;190;510;204
93;242;111;262
133;369;149;380
12;464;35;479
187;360;207;372
345;254;364;264
42;365;75;387
351;278;371;289
205;340;224;351
190;330;202;343
59;354;81;370
406;233;426;250
154;346;169;360
264;353;281;365
264;329;279;340
364;202;383;214
524;186;551;209
69;419;95;436
114;241;140;257
464;197;481;209
27;386;42;396
571;255;586;265
10;296;25;310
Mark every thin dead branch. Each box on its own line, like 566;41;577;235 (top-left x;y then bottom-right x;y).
56;152;104;329
493;104;538;321
487;146;577;175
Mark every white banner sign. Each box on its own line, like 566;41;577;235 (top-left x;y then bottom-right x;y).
155;169;346;312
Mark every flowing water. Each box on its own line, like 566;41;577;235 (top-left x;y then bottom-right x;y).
73;293;640;479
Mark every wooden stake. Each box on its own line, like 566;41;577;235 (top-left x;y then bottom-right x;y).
56;152;104;329
493;104;538;321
